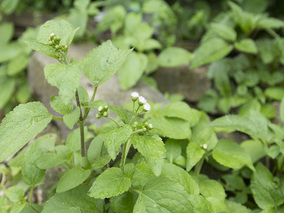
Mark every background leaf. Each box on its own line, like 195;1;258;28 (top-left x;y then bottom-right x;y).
0;102;52;162
158;47;192;67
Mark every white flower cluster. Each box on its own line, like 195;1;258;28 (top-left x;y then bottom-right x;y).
131;92;151;111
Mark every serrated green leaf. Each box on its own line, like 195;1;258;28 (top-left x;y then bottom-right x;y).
158;47;192;67
83;40;131;86
118;52;147;90
24;40;58;59
37;20;77;47
212;139;254;171
251;163;284;209
190;38;233;69
162;163;199;195
88;167;131;199
199;179;226;200
0;78;15;108
165;139;181;163
240;140;265;163
63;107;80;129
109;105;134;123
5;186;25;203
224;200;251;213
133;163;155;187
57;168;91;193
131;134;165;176
42;185;103;213
50;96;73;115
264;87;284;100
186;142;205;172
35;153;66;169
161;102;200;123
211;23;237;42
44;61;82;103
110;192;134;213
150;116;191;139
235;39;258;54
100;125;132;160
222;174;246;191
0;102;52;162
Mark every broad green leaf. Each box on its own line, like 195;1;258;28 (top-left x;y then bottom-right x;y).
235;39;258;54
165;139;181;163
83;40;131;86
251;163;284;209
133;176;212;213
1;0;19;14
162;163;199;195
211;23;237;42
161;102;200;124
264;145;280;159
0;78;15;108
44;61;82;103
16;83;31;104
0;102;52;162
110;192;134;213
35;153;66;169
142;39;162;51
264;87;284;100
63;107;80;129
50;96;73;115
186;142;205;172
199;179;226;200
158;47;192;67
150;116;191;139
4;186;25;202
207;197;228;213
224;200;251;213
258;17;284;29
261;103;276;119
0;42;23;63
118;52;147;90
212;139;254;171
10;203;26;213
88;167;131;199
240;140;265;163
256;39;274;64
42;185;103;213
7;54;29;76
0;22;14;44
57;168;91;193
132;162;155;187
100;125;132;160
190;38;233;68
87;136;104;162
131;134;165;176
109;105;134;124
37;20;77;47
197;89;219;112
87;100;107;109
222;174;246;191
77;86;89;106
66;127;93;152
90;155;111;170
24;40;57;59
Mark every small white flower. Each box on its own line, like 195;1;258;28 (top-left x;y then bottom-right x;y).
50;33;55;37
138;96;147;104
143;103;151;111
202;144;208;149
131;92;139;98
98;106;103;112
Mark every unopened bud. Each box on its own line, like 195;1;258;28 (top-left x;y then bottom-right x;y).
98;106;103;112
142;127;147;132
148;123;153;129
104;105;108;110
103;111;108;117
96;113;101;119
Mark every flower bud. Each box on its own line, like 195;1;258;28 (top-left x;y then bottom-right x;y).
98;106;104;112
148;123;153;129
143;103;151;111
138;96;147;105
103;111;108;117
104;105;108;110
131;92;139;101
142;127;147;132
96;113;102;119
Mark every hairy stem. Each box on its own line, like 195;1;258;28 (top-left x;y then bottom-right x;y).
108;115;120;127
76;90;85;157
120;139;132;172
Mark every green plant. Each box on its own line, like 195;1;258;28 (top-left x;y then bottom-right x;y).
191;1;284;117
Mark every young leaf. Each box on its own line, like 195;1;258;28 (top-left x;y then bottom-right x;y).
199;179;226;200
165;139;182;163
240;140;265;163
212;139;255;171
35;153;66;169
234;39;258;54
0;77;15;108
264;87;284;101
131;134;165;176
109;105;134;124
99;125;132;160
42;185;104;213
44;61;82;103
87;136;104;162
190;38;233;69
63;107;80;129
4;186;25;203
56;168;91;193
0;102;52;162
211;23;237;42
251;163;284;209
24;40;57;59
83;40;131;86
158;47;192;67
186;142;205;172
50;96;73;115
118;52;147;90
88;167;131;199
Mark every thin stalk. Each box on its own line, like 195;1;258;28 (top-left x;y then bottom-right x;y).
195;158;204;175
76;90;85;157
120;139;132;172
29;187;34;205
108;116;120;127
29;204;40;213
84;86;98;120
52;116;63;121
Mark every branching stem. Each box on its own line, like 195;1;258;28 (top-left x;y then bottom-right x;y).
76;90;85;157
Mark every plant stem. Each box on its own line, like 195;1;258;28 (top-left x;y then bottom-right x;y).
29;204;40;213
120;139;131;172
52;116;63;121
29;186;34;205
195;157;204;175
76;90;85;157
108;115;120;127
84;86;98;120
